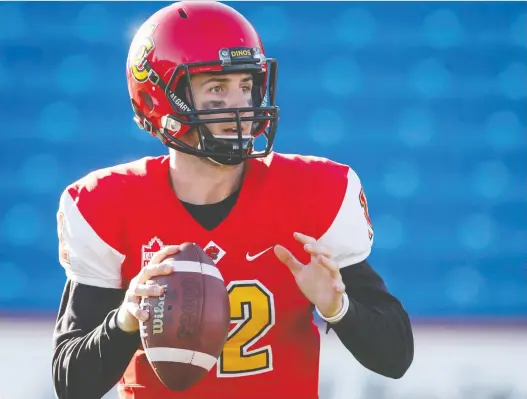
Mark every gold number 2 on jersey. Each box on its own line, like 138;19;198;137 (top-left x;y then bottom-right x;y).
217;280;275;377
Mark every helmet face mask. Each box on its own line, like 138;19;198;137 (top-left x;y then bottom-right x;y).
127;2;280;165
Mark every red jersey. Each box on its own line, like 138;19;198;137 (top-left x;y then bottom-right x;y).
57;152;374;399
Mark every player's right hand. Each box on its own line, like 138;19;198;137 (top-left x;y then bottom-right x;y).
116;245;181;333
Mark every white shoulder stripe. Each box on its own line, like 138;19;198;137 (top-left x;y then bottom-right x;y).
58;191;125;288
318;167;372;268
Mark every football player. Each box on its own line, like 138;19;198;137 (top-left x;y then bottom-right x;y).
52;2;414;398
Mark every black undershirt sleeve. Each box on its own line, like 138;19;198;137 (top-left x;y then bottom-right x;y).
329;260;414;379
52;280;141;399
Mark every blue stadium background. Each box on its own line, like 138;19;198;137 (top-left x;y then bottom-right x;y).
0;1;525;320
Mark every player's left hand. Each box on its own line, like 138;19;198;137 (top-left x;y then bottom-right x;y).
274;232;345;318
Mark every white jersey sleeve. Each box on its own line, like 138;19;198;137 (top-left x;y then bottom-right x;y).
57;186;126;289
318;167;374;268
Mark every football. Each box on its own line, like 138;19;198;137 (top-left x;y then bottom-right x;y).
139;242;231;391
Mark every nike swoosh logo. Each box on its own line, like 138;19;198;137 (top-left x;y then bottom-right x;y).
246;246;273;262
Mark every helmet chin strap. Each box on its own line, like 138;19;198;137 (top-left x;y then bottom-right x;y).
197;125;253;166
206;155;243;166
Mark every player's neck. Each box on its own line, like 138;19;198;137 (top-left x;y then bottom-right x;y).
168;149;245;205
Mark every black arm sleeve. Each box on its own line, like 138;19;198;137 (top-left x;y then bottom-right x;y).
329;260;414;379
52;279;141;399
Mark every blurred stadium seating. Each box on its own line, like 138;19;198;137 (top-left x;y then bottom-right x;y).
0;2;525;399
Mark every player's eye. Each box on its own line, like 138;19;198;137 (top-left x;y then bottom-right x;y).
209;86;223;94
241;85;252;94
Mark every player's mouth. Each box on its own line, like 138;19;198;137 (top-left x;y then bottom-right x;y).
216;125;251;138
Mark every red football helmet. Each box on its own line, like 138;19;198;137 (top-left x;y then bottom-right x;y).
126;1;279;165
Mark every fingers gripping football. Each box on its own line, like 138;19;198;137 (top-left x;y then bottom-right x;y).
117;245;181;332
126;264;172;323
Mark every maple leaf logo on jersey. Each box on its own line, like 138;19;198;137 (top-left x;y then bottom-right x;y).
203;240;227;264
142;237;164;268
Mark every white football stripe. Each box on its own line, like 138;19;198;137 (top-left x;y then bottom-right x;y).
160;260;224;281
147;347;218;371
